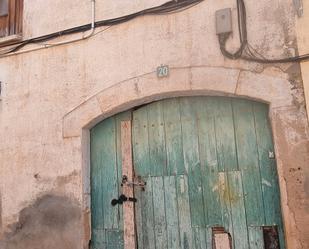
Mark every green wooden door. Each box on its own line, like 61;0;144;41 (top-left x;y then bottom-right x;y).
91;96;285;249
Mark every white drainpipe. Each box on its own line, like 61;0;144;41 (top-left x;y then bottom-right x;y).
83;0;96;39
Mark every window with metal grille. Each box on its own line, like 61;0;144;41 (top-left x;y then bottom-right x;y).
0;0;23;38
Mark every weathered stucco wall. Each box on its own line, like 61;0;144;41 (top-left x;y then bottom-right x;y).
297;0;309;122
0;0;308;248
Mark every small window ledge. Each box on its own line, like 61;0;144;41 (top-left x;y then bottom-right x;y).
0;34;22;46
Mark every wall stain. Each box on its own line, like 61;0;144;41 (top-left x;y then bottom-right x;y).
0;194;82;249
55;170;79;187
285;63;305;109
33;170;79;190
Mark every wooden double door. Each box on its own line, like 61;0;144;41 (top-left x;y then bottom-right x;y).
90;97;285;249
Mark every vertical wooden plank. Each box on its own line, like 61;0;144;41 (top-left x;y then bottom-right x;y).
92;229;106;249
228;171;249;249
206;227;213;249
196;97;222;226
121;121;136;249
141;177;156;248
214;98;238;172
232;99;265;226
132;106;155;248
91;122;107;230
253;103;285;248
176;174;193;249
253;103;282;223
147;102;167;176
106;230;125;249
164;176;180;249
192;227;207;249
152;176;168;249
180;98;205;228
248;226;264;249
179;98;200;174
134;186;144;249
163;98;185;175
133;102;169;248
218;173;233;238
133;107;151;177
116;111;132;231
101;118;118;229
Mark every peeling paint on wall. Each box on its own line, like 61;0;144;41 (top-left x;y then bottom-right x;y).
285;63;306;109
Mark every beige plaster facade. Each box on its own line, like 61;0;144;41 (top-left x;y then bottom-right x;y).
297;0;309;121
0;0;308;248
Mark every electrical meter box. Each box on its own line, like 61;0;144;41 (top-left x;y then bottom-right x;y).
215;8;232;35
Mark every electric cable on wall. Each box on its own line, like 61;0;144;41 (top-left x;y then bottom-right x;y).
0;0;204;56
1;0;309;63
218;0;309;63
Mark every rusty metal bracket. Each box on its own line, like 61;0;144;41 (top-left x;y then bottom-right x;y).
121;175;146;191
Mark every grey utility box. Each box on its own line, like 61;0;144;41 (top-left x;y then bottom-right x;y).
215;8;232;35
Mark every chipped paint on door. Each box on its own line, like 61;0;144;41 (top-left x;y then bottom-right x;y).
91;97;286;249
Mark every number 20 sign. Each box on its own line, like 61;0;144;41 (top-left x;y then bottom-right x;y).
157;65;169;78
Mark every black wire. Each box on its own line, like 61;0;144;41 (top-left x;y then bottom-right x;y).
3;0;308;63
1;0;204;55
242;53;309;63
219;0;247;60
218;0;309;63
236;0;243;43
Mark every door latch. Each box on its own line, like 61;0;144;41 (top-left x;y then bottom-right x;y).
111;194;137;206
121;175;146;191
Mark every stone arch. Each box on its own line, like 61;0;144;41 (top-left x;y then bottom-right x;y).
62;65;297;249
63;66;293;137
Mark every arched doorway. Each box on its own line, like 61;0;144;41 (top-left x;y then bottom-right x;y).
90;96;285;249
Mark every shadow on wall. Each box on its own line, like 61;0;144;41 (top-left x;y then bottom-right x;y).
0;195;82;249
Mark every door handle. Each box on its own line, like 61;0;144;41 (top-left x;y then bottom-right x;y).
111;194;137;206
